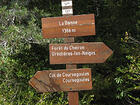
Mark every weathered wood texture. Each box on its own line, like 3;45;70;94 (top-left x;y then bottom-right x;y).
42;14;95;38
29;68;92;93
49;42;113;64
66;64;79;105
68;92;79;105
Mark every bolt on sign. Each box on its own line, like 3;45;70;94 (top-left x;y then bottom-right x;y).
49;42;113;64
29;68;92;93
42;14;95;38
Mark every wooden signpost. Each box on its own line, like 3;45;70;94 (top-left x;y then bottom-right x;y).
42;14;95;38
49;42;113;64
29;68;92;93
29;0;113;105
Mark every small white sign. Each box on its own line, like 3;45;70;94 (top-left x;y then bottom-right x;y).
62;9;73;15
61;1;72;7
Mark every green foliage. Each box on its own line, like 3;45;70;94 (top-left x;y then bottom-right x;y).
115;54;140;104
0;2;65;105
80;93;94;105
0;0;140;105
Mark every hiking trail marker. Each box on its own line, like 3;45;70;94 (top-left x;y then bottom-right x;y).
61;0;73;15
42;14;95;38
29;68;92;93
29;0;113;105
49;42;113;64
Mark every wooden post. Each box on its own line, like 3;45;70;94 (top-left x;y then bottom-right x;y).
68;91;79;105
66;64;79;105
61;0;79;105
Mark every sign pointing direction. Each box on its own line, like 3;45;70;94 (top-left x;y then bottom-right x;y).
29;68;92;93
49;42;113;64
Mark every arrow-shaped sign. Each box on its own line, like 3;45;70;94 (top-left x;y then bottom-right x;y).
29;68;92;93
49;42;113;64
